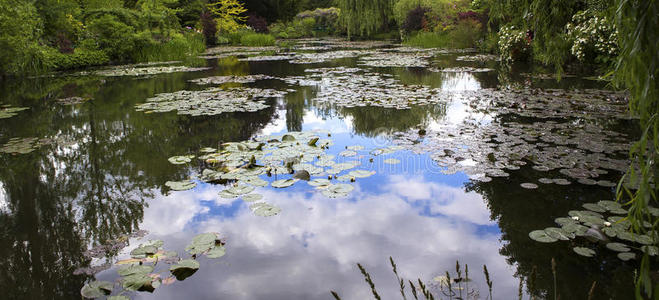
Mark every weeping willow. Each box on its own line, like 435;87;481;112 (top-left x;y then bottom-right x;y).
336;0;395;39
613;0;659;298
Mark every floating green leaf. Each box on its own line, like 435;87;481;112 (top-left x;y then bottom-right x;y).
170;259;200;281
80;281;114;298
271;179;297;188
168;155;193;164
349;170;376;178
165;180;196;191
250;202;282;217
582;203;607;213
242;193;263;202
606;242;631;252
617;252;635;261
185;233;218;255
529;230;558;243
573;247;596;257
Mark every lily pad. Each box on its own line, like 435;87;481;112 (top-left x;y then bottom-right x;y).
185;233;219;255
617;252;635;261
582;203;607;213
168;155;193;164
529;230;558;243
606;242;631;252
80;281;114;298
165;180;196;191
250;202;282;217
170;259;200;281
308;178;331;187
520;183;538;189
242;193;263;202
271;179;297;188
321;184;355;198
349;170;376;178
573;247;596;257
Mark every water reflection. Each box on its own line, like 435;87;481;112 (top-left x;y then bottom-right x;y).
0;45;634;299
133;172;519;300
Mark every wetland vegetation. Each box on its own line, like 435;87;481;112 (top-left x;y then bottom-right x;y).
0;0;657;299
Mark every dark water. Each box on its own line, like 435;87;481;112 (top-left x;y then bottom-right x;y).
0;43;636;299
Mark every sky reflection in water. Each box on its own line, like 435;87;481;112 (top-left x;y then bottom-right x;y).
130;72;521;299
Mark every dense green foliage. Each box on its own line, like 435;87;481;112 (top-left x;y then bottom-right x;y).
0;0;206;76
612;0;659;298
337;0;396;39
239;32;275;46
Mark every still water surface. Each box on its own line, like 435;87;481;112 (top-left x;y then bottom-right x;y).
0;41;636;299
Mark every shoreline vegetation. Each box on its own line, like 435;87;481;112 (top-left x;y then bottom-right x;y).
1;0;656;299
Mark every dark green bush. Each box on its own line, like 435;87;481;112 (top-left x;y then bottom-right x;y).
43;48;110;70
85;14;138;61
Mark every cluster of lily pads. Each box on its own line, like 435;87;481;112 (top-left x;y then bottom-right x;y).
358;52;433;68
189;74;276;85
163;131;403;217
0;137;47;154
429;67;494;73
135;87;287;116
57;96;90;105
529;200;657;262
94;66;210;77
80;232;225;299
455;54;500;62
391;88;632;183
0;105;29;119
280;67;448;109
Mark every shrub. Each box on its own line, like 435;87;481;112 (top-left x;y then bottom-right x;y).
404;31;451;48
132;32;205;62
43;47;110;70
85;14;137;61
200;11;218;46
239;33;275;46
404;20;481;49
221;28;254;45
498;25;531;62
402;6;429;33
0;0;48;75
247;14;268;33
566;10;618;64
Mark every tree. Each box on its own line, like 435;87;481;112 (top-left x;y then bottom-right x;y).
207;0;247;33
613;0;659;298
336;0;395;39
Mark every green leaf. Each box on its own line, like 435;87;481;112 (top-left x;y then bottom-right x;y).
529;230;558;243
617;252;635;261
271;179;297;188
242;193;263;202
206;245;226;258
117;265;153;277
250;202;282;217
606;242;631;252
80;281;114;299
185;233;218;255
165;180;196;191
573;247;596;257
170;259;200;281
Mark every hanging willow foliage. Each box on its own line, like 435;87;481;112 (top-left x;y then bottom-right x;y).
613;0;659;298
336;0;395;39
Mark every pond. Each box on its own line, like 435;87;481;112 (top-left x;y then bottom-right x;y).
0;38;640;299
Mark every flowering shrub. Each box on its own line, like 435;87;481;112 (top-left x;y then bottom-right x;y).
497;25;530;62
566;11;618;63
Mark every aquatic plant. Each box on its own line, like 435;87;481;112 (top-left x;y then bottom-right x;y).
79;232;226;299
